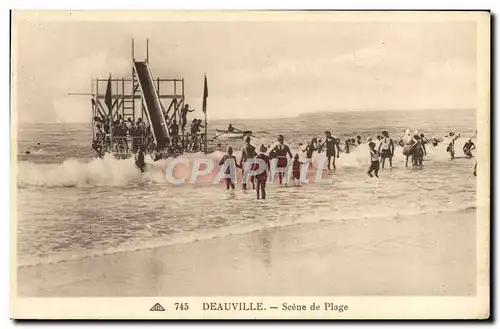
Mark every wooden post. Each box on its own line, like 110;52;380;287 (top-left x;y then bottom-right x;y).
204;109;208;154
132;38;135;61
115;78;119;118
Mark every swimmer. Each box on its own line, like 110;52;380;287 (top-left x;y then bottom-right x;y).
378;131;394;168
255;145;270;199
419;133;430;156
401;129;416;167
431;136;439;147
135;146;147;173
367;141;380;178
463;138;476;158
304;137;318;160
292;154;302;184
322;131;341;171
446;132;460;160
343;139;351;154
356;135;362;145
270;135;293;186
412;135;425;167
240;135;257;190
219;146;238;190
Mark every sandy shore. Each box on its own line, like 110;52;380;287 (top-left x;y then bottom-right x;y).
17;210;476;297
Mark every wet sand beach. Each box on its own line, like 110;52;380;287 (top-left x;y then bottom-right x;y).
18;209;475;297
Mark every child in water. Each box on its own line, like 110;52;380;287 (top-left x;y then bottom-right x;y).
343;139;351;154
255;145;270;199
292;154;302;184
367;142;380;178
219;146;239;190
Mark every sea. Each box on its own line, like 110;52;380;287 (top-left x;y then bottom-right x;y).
16;109;477;267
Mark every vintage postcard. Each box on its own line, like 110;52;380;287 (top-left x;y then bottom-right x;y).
10;10;490;319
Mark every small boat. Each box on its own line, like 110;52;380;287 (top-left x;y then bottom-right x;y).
215;129;253;139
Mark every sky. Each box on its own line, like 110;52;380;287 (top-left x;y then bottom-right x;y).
13;12;478;123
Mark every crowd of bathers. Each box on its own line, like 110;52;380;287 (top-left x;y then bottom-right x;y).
217;129;477;199
92;115;151;155
91;103;207;156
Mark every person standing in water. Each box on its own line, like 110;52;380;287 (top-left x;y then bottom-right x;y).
219;146;238;190
292;154;302;184
343;139;351;154
304;137;318;160
255;145;270;200
367;142;380;178
463;138;476;158
240;135;257;190
323;131;341;170
378;130;394;168
419;133;430;156
270;134;293;186
446;132;460;160
401;129;415;167
135;146;147;173
411;135;425;167
356;135;362;145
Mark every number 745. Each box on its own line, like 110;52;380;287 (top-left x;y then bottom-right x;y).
175;303;189;311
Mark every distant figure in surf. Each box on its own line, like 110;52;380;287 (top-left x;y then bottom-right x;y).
219;146;238;190
463;138;476;158
270;134;292;186
322;131;341;170
378;131;394;169
367;142;380;178
135;146;147;173
431;136;440;147
255;145;270;200
356;135;362;145
240;135;257;190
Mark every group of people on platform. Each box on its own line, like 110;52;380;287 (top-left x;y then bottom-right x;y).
92;115;152;156
217;129;477;199
165;104;206;152
92;103;207;156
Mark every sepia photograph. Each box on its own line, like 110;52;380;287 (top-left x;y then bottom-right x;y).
10;10;490;319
